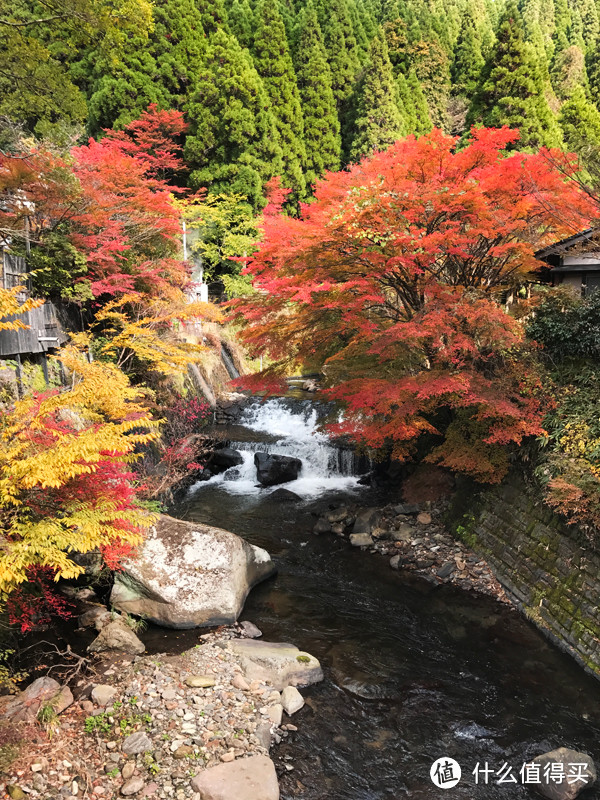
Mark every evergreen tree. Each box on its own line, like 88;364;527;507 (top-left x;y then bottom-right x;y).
576;0;600;52
321;0;361;105
350;30;405;160
559;84;600;149
253;0;306;198
396;72;417;131
294;4;341;188
347;0;370;61
383;16;410;76
552;0;571;49
406;69;433;134
468;1;563;149
229;0;255;49
452;9;485;97
410;37;451;129
81;36;170;135
151;0;206;107
551;44;588;99
357;0;378;40
184;30;282;210
196;0;229;35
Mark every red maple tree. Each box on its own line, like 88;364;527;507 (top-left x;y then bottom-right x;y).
232;127;595;481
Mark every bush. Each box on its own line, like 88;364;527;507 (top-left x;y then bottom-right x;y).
527;287;600;361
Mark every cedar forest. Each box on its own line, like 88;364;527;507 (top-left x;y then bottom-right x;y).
1;0;600;626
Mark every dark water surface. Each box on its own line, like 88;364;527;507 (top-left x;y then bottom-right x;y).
172;482;600;800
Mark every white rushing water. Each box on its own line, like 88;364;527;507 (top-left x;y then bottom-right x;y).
192;398;364;498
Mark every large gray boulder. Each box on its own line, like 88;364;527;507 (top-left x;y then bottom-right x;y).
254;453;301;486
229;640;323;691
110;515;276;629
190;755;279;800
531;748;596;800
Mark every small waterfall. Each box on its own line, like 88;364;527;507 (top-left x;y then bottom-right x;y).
193;397;367;498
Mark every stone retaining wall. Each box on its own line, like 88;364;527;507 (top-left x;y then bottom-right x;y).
450;476;600;678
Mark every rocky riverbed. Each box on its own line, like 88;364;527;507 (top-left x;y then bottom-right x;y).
311;499;511;603
1;625;322;800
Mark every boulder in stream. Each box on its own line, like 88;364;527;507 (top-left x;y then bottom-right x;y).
110;514;276;629
255;452;302;486
268;487;302;502
531;748;596;800
229;639;323;691
208;447;244;473
87;618;146;655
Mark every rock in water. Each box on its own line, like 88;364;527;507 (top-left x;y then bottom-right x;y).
352;509;380;535
87;619;145;655
254;453;301;487
349;533;373;547
208;448;244;473
281;686;304;715
532;748;596;799
229;640;324;691
190;754;279;800
268;488;302;503
110;514;276;629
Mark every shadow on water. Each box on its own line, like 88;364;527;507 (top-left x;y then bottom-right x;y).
166;399;600;800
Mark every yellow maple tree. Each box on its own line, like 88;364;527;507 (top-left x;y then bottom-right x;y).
0;344;160;596
0;286;43;331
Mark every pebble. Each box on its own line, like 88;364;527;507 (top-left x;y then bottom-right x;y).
122;732;153;756
185;675;216;689
4;630;299;800
121;777;145;796
122;762;136;780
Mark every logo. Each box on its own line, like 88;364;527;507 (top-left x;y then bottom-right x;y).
430;757;462;788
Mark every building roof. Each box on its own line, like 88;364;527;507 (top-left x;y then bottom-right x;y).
535;228;595;260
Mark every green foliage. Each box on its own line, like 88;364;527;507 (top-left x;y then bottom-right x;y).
468;1;563;150
452;8;485;97
405;70;433;135
151;0;206;106
409;38;451;130
184;30;282;211
0;0;154;132
527;288;600;533
79;35;170;135
26;230;89;302
321;0;361;106
294;3;341;188
559;85;600;152
184;194;259;282
527;286;600;360
252;0;306;199
228;0;254;48
350;29;405;160
84;713;112;734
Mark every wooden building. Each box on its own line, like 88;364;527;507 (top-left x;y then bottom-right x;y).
535;229;600;296
0;248;67;389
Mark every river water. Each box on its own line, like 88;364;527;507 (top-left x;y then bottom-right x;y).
171;399;600;800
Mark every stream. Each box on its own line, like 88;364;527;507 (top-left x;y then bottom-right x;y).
169;398;600;800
